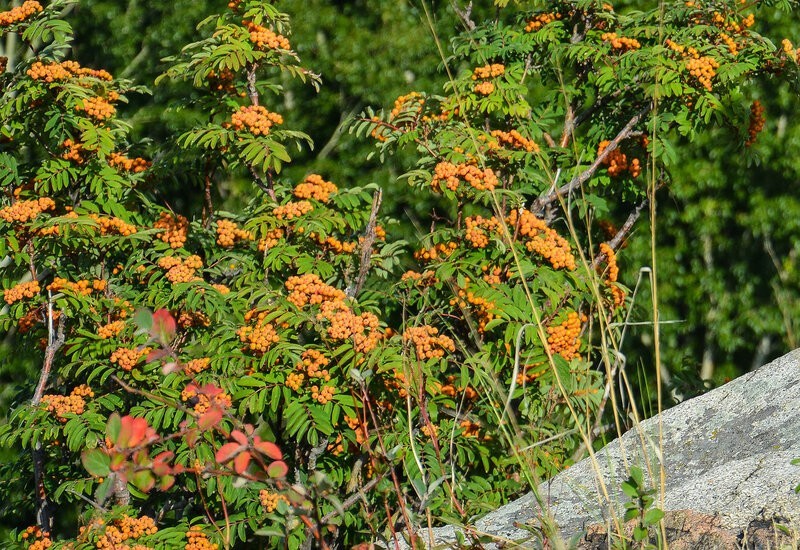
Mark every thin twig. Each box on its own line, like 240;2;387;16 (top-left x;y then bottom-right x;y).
591;196;649;269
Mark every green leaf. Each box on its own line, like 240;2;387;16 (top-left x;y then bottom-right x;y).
81;449;111;477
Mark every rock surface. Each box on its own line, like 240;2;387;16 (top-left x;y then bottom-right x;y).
412;348;800;548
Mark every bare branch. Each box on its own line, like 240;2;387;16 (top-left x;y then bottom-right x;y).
532;104;651;215
592;196;649;269
347;189;383;299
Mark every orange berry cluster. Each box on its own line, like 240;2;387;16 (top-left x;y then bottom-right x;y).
238;310;280;354
94;515;157;550
403;325;456;360
310;384;335;404
17;307;46;333
601;32;641;51
111;347;151;372
259;490;290;513
345;414;369;446
212;284;230;295
90;214;137;236
207;68;237;94
525;12;561;32
4;280;40;305
439;375;478;401
459;419;484;438
782;39;799;63
472;64;504;95
230;105;283;136
666;40;719;91
309;232;356;254
430;161;498;193
0;56;7;73
597;140;641;178
390;91;425;121
401;269;438;288
76;96;116;121
317;301;383;353
464;215;500;248
244;20;290;50
157;255;203;284
154;212;189;248
599;242;625;308
273;200;313;220
472;63;505;80
0;197;55;224
61;139;85;163
293;174;338;202
481;265;507;285
41;385;93;422
98;320;125;339
257;228;284;251
47;277;106;295
488;129;539;152
177;310;210;328
712;11;754;34
473;81;495;95
414;241;457;263
216;219;253;247
451;283;497;333
370;115;389;142
298;349;331;380
181;385;232;414
745;100;765;146
108;152;149;173
184;357;211;376
27;61;112;82
547;311;586;361
719;32;738;56
20;526;51;550
286;372;304;391
0;1;42;27
420;423;438;438
285;273;346;308
185;525;219;550
508;209;576;270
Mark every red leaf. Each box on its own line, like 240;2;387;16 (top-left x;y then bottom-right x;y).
151;309;176;342
161;361;181;375
215;442;244;464
233;451;251;474
185;429;199;448
198;407;223;430
231;429;248;446
117;415;133;448
172;464;185;474
158;474;176;491
127;417;150;448
146;348;170;363
253;438;283;461
109;452;127;472
267;460;289;479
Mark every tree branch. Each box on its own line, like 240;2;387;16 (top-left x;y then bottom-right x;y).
532;104;651;216
592;196;649;269
347;189;382;299
31;305;65;533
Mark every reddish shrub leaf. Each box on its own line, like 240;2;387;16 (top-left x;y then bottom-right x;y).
132;470;155;492
151;308;176;342
215;442;244;464
198;407;223;430
267;460;288;479
81;449;110;477
109;452;126;472
127;417;150;448
158;474;175;491
254;438;283;461
233;450;251;474
231;429;248;446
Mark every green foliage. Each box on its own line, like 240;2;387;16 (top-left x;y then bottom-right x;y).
0;0;798;548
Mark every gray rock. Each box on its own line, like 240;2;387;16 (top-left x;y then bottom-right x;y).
407;348;800;548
